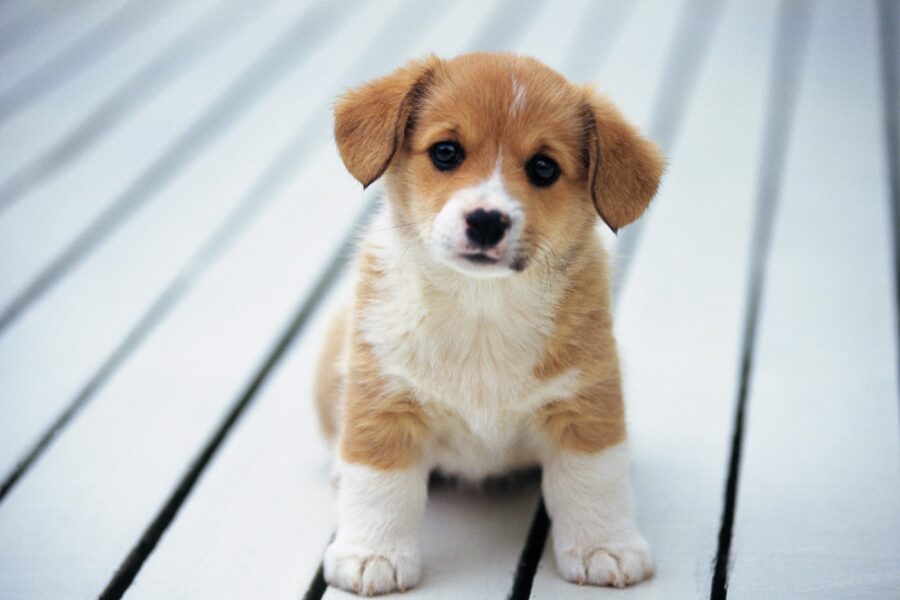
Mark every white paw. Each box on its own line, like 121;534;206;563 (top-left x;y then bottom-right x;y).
324;540;421;596
555;537;654;588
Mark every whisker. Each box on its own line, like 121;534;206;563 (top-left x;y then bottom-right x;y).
367;221;418;234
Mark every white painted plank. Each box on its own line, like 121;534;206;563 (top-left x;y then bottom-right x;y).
0;135;371;598
0;0;174;111
0;0;127;86
531;0;783;596
122;274;354;600
513;0;592;72
0;0;90;48
0;0;235;188
598;0;685;143
0;0;326;477
0;0;310;318
586;0;686;259
729;1;900;597
0;0;387;490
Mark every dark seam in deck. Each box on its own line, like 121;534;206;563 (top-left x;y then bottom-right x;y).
0;0;445;504
0;0;255;216
0;0;351;336
98;199;379;600
507;499;549;600
302;563;329;600
877;0;900;401
0;0;88;58
709;1;811;597
509;0;724;595
0;0;178;124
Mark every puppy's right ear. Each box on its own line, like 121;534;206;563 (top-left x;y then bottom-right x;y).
334;57;439;188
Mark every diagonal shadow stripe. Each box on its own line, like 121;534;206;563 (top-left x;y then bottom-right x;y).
0;0;352;335
709;1;812;597
0;0;179;124
877;0;900;368
0;0;258;215
0;0;89;58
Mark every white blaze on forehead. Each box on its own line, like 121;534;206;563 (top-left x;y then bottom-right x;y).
510;76;527;117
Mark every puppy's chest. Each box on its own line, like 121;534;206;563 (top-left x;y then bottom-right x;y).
364;291;558;476
365;288;548;410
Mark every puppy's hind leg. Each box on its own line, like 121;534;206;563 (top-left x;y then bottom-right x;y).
313;307;349;442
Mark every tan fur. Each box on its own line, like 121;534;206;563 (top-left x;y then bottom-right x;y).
313;306;347;441
533;237;627;453
318;53;663;471
584;91;666;232
334;56;440;188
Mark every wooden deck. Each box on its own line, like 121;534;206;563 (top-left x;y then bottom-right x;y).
0;0;898;598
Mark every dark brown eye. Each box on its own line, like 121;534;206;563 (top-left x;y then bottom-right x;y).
429;141;464;171
525;154;560;187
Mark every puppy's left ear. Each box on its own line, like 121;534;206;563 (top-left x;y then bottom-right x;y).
583;89;665;233
334;56;439;188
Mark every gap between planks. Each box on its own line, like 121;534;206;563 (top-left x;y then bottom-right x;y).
0;0;257;215
98;198;380;600
708;1;812;597
877;0;900;358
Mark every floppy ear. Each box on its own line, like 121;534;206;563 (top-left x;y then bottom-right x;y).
583;90;665;233
333;57;439;188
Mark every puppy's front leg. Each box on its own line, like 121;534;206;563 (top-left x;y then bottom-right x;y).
540;387;652;587
324;364;429;595
325;459;427;595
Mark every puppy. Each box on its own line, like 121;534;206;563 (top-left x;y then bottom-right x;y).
314;52;664;595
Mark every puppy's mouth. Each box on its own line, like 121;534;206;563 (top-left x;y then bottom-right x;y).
462;252;499;265
452;249;528;275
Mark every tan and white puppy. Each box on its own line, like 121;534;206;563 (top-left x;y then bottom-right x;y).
314;52;664;595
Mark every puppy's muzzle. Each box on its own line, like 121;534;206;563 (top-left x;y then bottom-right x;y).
465;209;510;249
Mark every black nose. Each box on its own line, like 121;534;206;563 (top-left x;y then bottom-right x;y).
465;209;509;248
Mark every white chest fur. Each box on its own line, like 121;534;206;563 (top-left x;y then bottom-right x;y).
357;208;580;478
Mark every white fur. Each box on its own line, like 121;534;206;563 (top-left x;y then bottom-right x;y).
325;461;428;595
542;442;653;587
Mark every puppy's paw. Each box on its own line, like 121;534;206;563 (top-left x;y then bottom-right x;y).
555;537;653;588
324;541;421;596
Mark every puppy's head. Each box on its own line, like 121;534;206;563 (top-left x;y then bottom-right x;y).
334;53;664;278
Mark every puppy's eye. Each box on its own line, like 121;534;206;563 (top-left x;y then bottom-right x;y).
429;141;464;171
525;154;561;187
